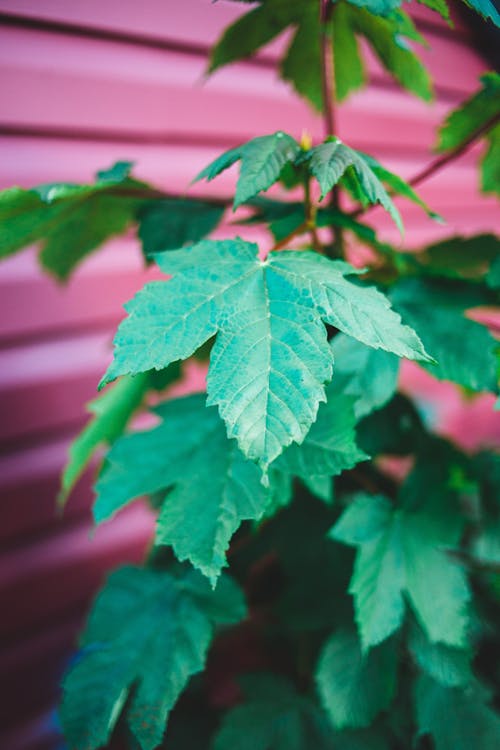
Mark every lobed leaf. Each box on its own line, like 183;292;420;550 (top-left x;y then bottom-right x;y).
60;566;246;750
101;240;430;468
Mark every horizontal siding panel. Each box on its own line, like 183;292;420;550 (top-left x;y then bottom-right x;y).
0;25;474;152
0;0;468;46
0;503;154;640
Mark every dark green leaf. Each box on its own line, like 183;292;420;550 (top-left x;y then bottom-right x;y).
332;2;366;101
138;199;224;257
414;234;500;282
316;629;398;728
60;566;245;750
194;133;301;208
280;5;323;111
331;490;470;649
415;675;500;749
391;277;499;393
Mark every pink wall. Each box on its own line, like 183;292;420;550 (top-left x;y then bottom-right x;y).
0;2;498;748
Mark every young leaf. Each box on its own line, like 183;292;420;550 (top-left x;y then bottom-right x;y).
316;629;398;728
60;566;246;750
0;164;145;280
357;151;442;220
274;379;369;479
214;673;387;750
390;277;499;394
302;140;403;233
138;199;225;258
194;133;301;208
330;334;400;418
94;394;269;583
415;0;451;21
331;490;470;649
101;240;430;468
437;73;500;196
415;675;500;750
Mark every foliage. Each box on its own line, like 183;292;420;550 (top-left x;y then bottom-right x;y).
1;0;500;749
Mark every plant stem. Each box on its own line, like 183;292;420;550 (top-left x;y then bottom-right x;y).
320;0;344;257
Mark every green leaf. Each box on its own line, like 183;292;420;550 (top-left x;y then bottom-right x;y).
330;334;400;418
303;140;403;233
60;565;246;750
347;7;433;102
462;0;500;26
274;379;368;479
481;122;500;196
316;628;398;728
138;199;224;258
0;164;144;280
101;241;430;467
214;673;387;750
59;374;148;505
208;0;296;73
415;675;500;750
415;234;500;282
331;492;470;650
194;133;301;208
408;621;472;688
332;1;366;101
487;255;500;289
356;393;425;456
437;73;500;195
416;0;451;21
391;277;499;393
280;5;323;111
95;394;268;583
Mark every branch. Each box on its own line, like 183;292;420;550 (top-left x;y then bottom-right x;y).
406;111;500;189
350;111;500;220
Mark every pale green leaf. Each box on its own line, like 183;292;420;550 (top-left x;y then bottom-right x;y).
95;394;268;583
316;629;398;728
60;566;245;750
415;675;500;750
101;240;429;468
303;140;403;233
